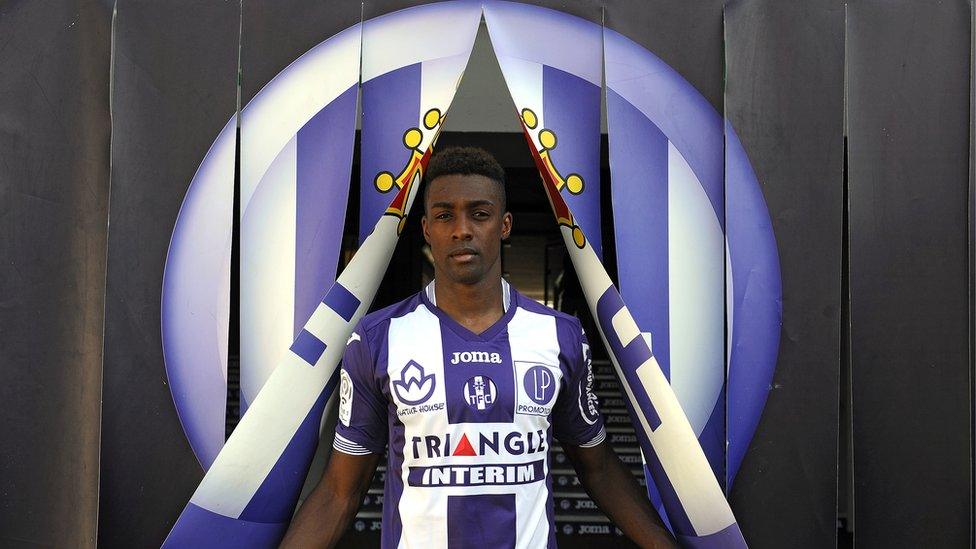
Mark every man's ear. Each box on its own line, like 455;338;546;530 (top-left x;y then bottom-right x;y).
501;211;513;240
421;214;431;244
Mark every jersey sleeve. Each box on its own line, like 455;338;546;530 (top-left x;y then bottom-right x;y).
333;323;388;455
552;319;606;448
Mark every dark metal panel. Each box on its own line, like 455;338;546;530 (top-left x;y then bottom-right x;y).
98;1;239;546
971;3;976;546
724;1;845;547
848;1;972;546
241;0;361;106
0;0;111;546
605;0;724;113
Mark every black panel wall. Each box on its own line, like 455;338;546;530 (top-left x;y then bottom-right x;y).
971;7;976;545
848;1;973;547
605;0;724;113
0;1;111;546
724;2;846;547
97;2;239;546
241;1;361;106
2;1;974;546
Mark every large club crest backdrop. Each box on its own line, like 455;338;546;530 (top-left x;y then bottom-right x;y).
159;2;778;546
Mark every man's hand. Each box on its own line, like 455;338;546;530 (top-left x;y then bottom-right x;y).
563;441;678;549
279;450;382;549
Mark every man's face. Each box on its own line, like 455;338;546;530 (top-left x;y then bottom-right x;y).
422;174;512;286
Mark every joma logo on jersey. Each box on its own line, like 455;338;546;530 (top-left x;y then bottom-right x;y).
450;351;503;364
410;429;547;459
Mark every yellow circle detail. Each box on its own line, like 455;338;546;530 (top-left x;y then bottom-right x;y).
539;129;556;150
572;226;586;248
398;217;407;235
521;108;538;129
423;109;441;130
404;128;423;149
566;174;584;194
375;172;394;193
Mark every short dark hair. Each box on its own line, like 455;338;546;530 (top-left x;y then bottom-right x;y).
423;147;507;211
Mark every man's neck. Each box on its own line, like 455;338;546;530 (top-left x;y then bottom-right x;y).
431;276;505;335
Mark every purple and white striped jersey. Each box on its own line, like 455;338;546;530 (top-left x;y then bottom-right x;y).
333;280;606;548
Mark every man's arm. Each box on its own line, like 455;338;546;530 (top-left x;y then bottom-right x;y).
279;450;382;549
563;441;677;549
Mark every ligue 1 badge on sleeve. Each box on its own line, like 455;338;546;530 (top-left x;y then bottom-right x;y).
338;369;353;427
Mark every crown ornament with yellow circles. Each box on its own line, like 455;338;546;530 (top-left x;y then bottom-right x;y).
519;108;587;249
378;108;444;235
520;108;585;196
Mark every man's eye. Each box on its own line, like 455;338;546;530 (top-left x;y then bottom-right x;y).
436;212;452;220
473;211;490;218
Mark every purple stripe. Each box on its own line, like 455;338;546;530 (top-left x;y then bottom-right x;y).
676;522;747;548
162;502;287;548
725;122;782;485
383;409;406;549
642;464;675;534
447;494;516;548
440;326;515;424
322;282;360;322
238;372;339;523
699;386;726;490
607;89;671;380
543;65;602;258
359;63;422;243
595;287;661;430
294;84;358;336
290;329;326;366
605;30;724;229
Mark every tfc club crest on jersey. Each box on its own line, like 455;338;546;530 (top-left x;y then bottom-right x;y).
463;375;497;411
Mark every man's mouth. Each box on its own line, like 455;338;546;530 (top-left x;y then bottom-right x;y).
449;248;478;262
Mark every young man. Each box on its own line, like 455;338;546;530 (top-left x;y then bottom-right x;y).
281;148;676;548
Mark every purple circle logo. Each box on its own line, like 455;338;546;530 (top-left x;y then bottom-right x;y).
523;365;557;405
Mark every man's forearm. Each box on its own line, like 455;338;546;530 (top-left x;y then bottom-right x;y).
279;478;365;549
569;444;677;548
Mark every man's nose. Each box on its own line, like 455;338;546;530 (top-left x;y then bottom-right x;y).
452;216;473;240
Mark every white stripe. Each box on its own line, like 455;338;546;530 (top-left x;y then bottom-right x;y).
333;433;373;456
240;137;297;412
667;142;724;437
361;2;481;83
333;445;372;456
483;2;602;86
333;433;372;454
241;25;360;211
578;427;606;448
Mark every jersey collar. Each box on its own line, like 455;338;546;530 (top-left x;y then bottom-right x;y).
421;279;516;341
